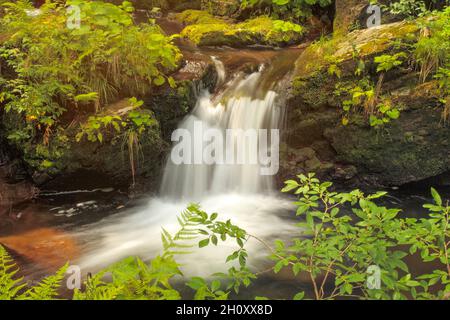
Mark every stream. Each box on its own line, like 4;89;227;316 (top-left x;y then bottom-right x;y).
1;44;449;299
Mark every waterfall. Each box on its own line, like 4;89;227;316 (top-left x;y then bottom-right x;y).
77;58;295;275
160;64;282;200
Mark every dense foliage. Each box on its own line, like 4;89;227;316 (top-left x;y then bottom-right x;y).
241;0;333;22
375;0;449;18
414;6;450;121
0;0;180;171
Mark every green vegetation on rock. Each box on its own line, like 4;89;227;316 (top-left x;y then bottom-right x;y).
176;9;304;47
0;0;181;181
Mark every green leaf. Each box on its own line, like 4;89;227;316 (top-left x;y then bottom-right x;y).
154;75;165;86
293;292;305;300
199;238;210;248
430;188;442;206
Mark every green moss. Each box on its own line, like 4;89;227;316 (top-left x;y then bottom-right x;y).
294;21;419;79
177;11;304;47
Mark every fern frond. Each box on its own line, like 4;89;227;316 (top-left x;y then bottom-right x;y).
18;263;68;300
0;245;26;300
73;270;122;300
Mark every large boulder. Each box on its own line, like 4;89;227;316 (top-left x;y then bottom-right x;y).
294;21;418;78
324;83;450;186
175;10;305;47
283;20;450;187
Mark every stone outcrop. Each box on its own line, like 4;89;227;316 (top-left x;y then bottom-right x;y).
283;20;450;187
174;10;305;48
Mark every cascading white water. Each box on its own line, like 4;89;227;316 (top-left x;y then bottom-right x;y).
160;66;281;200
77;58;296;275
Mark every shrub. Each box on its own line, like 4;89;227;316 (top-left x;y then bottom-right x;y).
414;7;450;122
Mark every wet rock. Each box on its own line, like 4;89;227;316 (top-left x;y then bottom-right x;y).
333;165;358;181
149;52;218;141
0;180;38;215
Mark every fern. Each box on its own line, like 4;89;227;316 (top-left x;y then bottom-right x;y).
0;245;26;300
18;264;68;300
161;204;203;257
72;270;123;300
0;206;251;300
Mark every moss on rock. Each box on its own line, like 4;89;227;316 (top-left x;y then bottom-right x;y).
294;21;419;79
175;10;305;47
324;100;450;186
284;17;450;187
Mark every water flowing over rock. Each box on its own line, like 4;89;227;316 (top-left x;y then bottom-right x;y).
76;56;296;275
160;66;281;199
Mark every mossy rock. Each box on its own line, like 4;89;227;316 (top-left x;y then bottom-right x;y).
175;10;305;47
284;15;450;187
294;21;419;79
323;94;450;186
